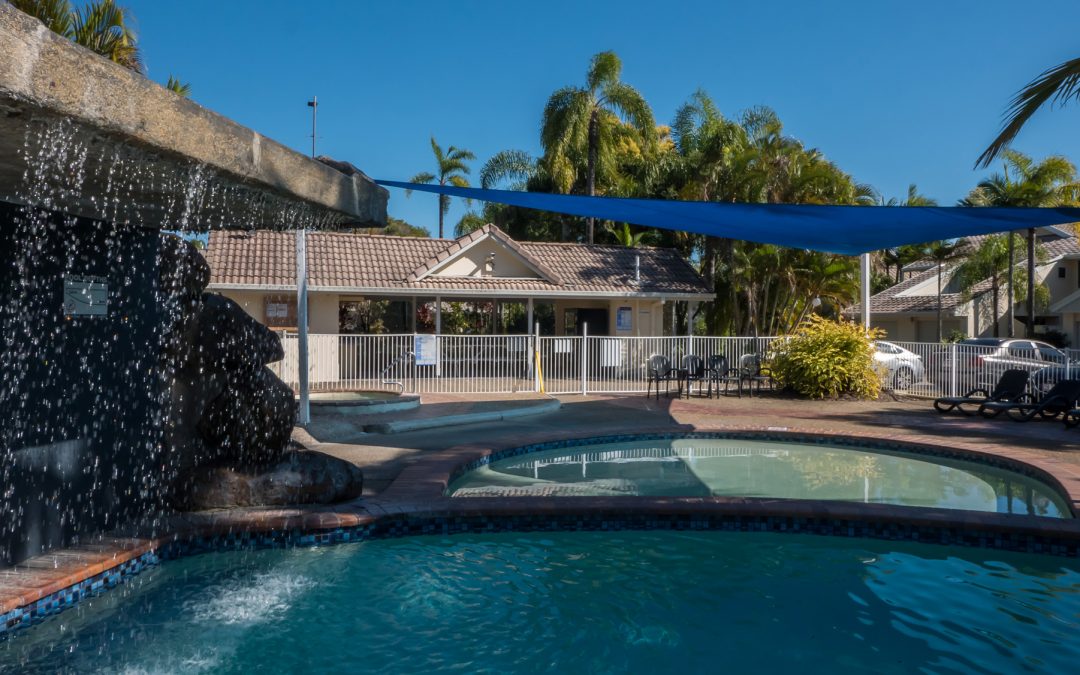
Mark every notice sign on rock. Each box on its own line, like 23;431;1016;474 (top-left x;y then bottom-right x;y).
63;274;108;316
414;333;438;366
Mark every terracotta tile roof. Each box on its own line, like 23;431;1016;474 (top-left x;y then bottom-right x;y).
204;226;712;297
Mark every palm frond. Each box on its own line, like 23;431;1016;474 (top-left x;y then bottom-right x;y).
10;0;74;36
977;56;1080;168
479;150;537;190
165;75;191;97
586;51;621;91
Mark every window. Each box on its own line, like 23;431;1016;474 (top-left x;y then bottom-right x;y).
1059;267;1067;279
1006;342;1036;357
1038;345;1066;364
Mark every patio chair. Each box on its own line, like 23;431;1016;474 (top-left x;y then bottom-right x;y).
979;379;1080;422
705;354;742;398
681;355;707;398
933;369;1030;415
738;353;772;397
1065;408;1080;429
646;354;681;400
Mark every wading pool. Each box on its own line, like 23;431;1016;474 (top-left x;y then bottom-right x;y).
448;436;1071;518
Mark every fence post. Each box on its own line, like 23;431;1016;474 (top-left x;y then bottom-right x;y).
581;323;588;396
949;342;958;398
534;322;541;393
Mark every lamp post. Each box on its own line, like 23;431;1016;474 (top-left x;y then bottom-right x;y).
296;96;317;425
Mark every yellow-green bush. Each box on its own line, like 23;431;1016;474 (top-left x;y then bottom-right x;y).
768;316;883;399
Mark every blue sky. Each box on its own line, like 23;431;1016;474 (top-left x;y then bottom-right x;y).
126;0;1080;237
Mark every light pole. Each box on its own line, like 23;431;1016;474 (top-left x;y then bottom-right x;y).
296;96;317;425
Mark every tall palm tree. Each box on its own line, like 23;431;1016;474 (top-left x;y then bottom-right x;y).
962;150;1079;337
977;56;1080;168
924;240;965;341
541;51;656;243
953;234;1023;337
407;137;475;238
11;0;141;71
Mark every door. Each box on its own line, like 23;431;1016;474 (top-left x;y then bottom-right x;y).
574;308;609;336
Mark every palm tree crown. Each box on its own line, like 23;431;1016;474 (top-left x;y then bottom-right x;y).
408;137;475;238
540;51;656;243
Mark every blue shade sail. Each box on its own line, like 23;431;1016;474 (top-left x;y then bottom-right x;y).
375;180;1080;256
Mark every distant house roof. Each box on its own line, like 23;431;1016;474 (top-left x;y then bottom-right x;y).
850;229;1080;316
204;224;713;299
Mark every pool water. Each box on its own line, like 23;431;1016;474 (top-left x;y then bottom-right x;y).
3;531;1079;673
448;438;1071;518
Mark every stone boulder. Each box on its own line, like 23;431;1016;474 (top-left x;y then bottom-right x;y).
177;450;364;510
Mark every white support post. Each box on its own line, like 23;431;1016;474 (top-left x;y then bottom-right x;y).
949;342;958;398
860;252;871;332
296;228;310;425
410;296;417;333
533;321;541;393
435;295;442;378
581;322;588;396
527;297;534;337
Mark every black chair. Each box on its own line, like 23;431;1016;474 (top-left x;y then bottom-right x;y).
979;379;1080;422
705;354;742;398
738;353;771;397
681;355;706;398
933;369;1030;415
646;354;681;400
1065;408;1080;429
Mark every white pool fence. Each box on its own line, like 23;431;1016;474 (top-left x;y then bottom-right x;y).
269;333;1080;399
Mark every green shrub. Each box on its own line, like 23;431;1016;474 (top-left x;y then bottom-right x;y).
768;316;883;399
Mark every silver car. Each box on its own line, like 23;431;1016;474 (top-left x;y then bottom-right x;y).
873;341;925;389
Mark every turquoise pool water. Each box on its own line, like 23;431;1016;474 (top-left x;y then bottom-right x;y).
448;438;1071;518
2;531;1079;673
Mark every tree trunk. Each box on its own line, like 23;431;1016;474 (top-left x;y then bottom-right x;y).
1026;227;1035;339
438;198;444;239
991;270;1000;338
586;110;599;244
1007;233;1015;337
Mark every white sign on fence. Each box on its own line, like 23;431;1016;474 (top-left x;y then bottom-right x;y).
414;333;438;366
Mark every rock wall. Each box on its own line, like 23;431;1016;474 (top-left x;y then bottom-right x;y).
158;235;297;495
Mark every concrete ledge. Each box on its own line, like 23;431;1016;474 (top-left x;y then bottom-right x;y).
0;3;387;228
363;398;562;434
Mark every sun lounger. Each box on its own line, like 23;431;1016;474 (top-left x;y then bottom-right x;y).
979;379;1080;422
933;369;1030;415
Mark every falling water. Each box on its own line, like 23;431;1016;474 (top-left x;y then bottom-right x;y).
0;114;338;564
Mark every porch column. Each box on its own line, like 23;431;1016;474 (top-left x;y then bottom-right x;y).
527;297;534;335
687;301;697;337
860;252;871;331
435;295;442;335
410;296;417;333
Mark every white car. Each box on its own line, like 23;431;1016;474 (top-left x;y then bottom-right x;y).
873;341;925;390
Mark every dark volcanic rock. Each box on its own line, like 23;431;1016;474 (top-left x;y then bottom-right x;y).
178;450;364;510
199;366;297;467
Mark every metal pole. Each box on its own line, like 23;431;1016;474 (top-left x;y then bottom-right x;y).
307;96;318;158
534;321;541;393
296;228;310;425
1007;233;1015;337
581;322;588;396
860;252;871;331
527;297;534;337
1026;228;1036;339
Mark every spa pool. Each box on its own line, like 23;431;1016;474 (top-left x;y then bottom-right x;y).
2;531;1078;673
448;436;1071;518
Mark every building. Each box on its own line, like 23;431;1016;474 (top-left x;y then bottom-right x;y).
855;226;1080;344
203;224;714;338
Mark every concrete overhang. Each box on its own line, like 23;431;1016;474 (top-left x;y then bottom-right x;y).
0;3;387;229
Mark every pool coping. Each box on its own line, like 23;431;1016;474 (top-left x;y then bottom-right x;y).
4;422;1080;637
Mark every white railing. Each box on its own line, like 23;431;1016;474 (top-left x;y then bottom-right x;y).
269;332;1077;399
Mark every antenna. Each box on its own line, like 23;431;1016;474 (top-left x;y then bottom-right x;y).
306;96;317;158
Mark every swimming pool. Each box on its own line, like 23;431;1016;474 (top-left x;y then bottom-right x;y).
448;436;1071;518
3;530;1078;673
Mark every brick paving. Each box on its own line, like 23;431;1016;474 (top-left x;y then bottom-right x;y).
4;391;1080;624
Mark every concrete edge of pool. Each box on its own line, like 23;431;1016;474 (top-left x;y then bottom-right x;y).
3;424;1080;637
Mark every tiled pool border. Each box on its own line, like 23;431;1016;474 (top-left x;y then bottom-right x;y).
4;427;1080;640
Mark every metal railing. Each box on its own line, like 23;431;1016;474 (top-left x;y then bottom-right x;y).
269;332;1078;399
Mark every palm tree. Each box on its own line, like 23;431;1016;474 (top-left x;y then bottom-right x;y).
165;75;191;97
953;234;1023;337
924;240;965;341
407;137;475;238
977;56;1080;168
479;150;537;191
962;150;1079;337
541;51;656;243
606;222;646;248
11;0;141;72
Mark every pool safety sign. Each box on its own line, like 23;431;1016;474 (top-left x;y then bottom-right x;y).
414;333;438;366
63;274;108;316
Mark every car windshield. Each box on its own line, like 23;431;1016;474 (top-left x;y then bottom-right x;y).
1038;345;1067;363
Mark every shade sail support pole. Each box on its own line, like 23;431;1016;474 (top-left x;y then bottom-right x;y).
296;228;310;425
860;252;871;332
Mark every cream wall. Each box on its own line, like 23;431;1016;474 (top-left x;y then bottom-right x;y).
434;239;539;278
552;298;669;336
215;290;340;333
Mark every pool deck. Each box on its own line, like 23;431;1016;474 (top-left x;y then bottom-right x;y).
4;391;1080;629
